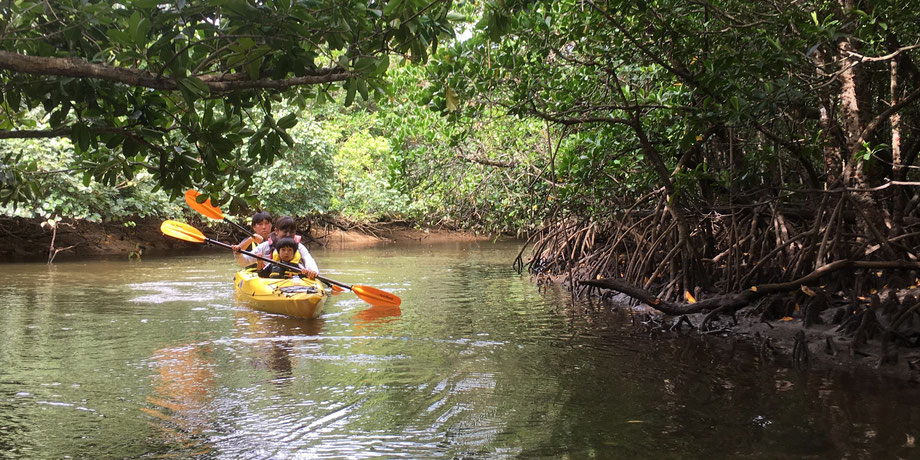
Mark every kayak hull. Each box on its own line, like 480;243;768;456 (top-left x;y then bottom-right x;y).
233;269;328;319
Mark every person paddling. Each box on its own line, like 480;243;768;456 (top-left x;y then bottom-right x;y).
232;211;273;268
235;216;319;279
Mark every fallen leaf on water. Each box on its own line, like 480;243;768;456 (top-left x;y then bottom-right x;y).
627;420;644;424
801;285;816;297
780;316;794;321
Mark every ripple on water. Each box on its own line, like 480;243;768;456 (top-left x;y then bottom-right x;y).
128;280;229;303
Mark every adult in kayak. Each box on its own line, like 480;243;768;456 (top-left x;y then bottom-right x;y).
235;216;319;279
232;211;273;268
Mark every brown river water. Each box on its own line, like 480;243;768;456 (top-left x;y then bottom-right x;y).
1;240;918;458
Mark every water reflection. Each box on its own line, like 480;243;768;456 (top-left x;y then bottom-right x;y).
1;246;919;458
142;344;215;457
234;311;325;382
352;304;402;330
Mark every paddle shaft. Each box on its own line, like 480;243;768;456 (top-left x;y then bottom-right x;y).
224;217;257;238
205;237;352;290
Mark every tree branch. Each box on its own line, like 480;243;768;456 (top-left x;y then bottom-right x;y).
582;260;920;316
0;51;351;92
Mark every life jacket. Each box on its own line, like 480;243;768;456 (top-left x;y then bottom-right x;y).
260;249;303;278
255;234;301;270
242;238;261;269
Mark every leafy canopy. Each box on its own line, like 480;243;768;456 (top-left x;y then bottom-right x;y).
0;0;459;212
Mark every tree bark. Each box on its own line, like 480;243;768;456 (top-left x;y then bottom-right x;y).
0;51;350;93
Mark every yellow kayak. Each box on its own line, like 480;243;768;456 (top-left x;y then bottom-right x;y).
233;269;328;319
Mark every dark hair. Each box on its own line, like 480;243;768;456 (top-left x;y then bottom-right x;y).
274;216;296;232
275;237;298;250
251;211;272;226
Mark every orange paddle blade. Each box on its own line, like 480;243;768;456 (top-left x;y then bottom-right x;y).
352;285;401;308
160;220;206;243
184;190;224;220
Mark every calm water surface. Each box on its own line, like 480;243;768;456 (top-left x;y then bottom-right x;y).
1;241;918;458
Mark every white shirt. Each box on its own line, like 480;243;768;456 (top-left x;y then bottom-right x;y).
243;240;319;274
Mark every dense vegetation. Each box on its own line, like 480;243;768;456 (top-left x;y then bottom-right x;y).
0;0;458;213
425;0;920;350
4;0;920;354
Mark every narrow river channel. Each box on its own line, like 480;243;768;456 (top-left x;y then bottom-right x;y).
1;240;918;458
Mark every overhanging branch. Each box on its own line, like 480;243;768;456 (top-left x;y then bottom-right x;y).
0;51;351;92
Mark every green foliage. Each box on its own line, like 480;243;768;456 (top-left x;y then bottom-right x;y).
332;129;416;220
380;60;551;232
0;0;456;212
251;117;336;217
0;137;182;221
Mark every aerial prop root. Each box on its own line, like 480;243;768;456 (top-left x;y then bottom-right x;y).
581;259;920;317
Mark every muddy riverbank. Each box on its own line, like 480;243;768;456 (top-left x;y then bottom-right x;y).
575;285;920;383
0;216;490;262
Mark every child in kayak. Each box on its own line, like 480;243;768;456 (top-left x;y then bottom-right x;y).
258;237;315;278
238;216;319;278
232;211;273;268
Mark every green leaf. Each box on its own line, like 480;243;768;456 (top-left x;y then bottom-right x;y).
383;0;404;17
375;56;390;75
71;123;91;152
344;79;357;106
106;28;132;46
245;59;261;80
178;77;210;98
276;113;298;129
354;57;377;73
135;18;150;47
49;109;68;128
132;0;162;8
357;79;368;101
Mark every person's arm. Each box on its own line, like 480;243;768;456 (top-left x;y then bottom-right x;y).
232;235;266;267
236;241;270;266
297;244;319;278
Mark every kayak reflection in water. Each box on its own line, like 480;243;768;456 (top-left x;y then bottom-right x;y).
141;344;216;456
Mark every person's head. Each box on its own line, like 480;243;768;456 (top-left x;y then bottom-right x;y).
275;237;298;262
251;211;272;238
273;216;297;239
